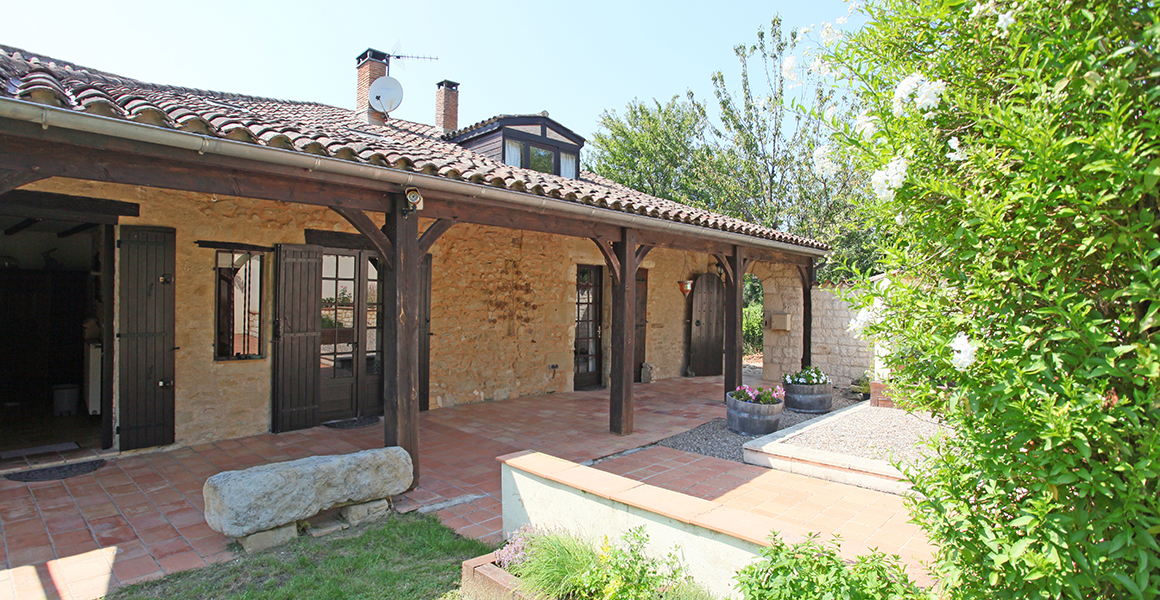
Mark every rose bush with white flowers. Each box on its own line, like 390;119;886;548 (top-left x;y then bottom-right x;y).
826;0;1160;598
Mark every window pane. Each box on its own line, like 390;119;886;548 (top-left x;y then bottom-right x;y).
336;284;354;306
561;152;578;178
322;254;336;278
504;139;524;167
215;250;263;359
530;146;555;174
338;255;355;278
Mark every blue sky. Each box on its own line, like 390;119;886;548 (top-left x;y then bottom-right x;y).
4;0;857;140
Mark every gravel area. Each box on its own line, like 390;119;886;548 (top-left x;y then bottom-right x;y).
653;393;862;463
783;407;947;465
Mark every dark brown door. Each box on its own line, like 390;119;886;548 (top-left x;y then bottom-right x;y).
418;255;432;411
272;244;323;433
689;272;724;377
118;226;176;450
574;265;603;389
634;269;648;383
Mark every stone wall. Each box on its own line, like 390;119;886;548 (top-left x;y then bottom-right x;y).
752;262;804;385
811;285;873;387
22;177;714;448
750;266;872;388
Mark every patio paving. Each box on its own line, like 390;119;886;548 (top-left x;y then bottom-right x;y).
0;375;932;599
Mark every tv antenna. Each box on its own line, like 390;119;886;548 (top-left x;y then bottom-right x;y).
358;47;438;118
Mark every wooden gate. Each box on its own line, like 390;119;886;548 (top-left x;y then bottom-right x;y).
118;226;176;450
688;272;724;377
272;244;323;433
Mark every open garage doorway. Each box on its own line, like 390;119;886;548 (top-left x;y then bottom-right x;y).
0;217;113;462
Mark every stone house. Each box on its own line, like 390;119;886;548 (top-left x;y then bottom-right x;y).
0;45;830;481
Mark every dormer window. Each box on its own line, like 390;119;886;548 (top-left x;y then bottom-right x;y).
448;113;585;179
504;139;577;177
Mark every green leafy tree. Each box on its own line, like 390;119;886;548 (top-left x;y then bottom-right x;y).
589;16;880;282
588;95;725;210
828;0;1160;597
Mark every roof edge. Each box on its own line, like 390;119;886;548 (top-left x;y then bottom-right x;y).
0;97;828;258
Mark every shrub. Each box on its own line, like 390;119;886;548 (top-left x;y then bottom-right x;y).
824;0;1160;597
735;534;927;600
502;527;714;599
743;302;764;355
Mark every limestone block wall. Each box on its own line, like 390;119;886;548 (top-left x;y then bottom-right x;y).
426;225;573;407
752;262;804;385
811;285;872;387
27;177;372;447
23;177;713;448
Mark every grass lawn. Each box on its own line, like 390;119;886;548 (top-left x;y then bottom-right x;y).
106;513;493;600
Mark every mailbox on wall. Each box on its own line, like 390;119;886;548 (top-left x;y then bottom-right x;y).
764;311;791;331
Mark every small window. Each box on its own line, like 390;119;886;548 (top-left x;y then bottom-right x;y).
505;139;525;167
215;250;263;360
530;146;555;174
561;152;578;179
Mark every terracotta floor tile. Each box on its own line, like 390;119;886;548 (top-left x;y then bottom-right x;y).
157;551;205;574
109;555;161;584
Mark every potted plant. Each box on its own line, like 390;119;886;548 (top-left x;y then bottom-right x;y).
850;371;872;401
783;366;833;413
726;384;785;435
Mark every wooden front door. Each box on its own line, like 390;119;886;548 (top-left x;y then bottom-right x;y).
634;269;648;383
574;265;603;390
318;250;383;423
688;272;724;377
272;244;323;433
118;226;176;450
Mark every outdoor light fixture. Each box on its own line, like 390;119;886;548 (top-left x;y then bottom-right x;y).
402;186;424;215
677;280;694;297
715;262;725;278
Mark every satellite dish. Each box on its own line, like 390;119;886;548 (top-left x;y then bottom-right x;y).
368;76;404;114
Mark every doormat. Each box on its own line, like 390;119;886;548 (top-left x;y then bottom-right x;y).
322;416;380;430
5;459;106;482
0;442;80;460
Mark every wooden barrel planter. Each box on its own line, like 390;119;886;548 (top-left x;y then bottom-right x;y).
726;392;784;436
784;384;833;413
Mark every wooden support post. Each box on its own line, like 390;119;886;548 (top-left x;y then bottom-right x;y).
609;228;638;435
382;195;422;486
799;258;814;369
722;248;745;399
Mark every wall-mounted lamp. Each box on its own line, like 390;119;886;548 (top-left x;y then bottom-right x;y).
715;262;725;278
402;187;424;215
677;280;694;297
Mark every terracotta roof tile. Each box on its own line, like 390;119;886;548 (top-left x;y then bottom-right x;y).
0;44;827;251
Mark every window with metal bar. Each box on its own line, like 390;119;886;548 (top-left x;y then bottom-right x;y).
214;250;263;360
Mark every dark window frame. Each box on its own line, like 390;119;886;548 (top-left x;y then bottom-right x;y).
214;249;265;361
501;128;582;178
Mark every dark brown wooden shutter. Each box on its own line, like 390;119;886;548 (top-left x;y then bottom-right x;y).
272;244;323;432
118;226;176;450
634;269;648;382
689;272;724;377
418;254;432;412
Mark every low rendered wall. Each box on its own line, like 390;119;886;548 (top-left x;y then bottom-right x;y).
498;451;804;599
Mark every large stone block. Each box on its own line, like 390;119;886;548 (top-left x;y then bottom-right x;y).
203;447;413;538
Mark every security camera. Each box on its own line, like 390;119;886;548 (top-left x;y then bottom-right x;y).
404;187;424;212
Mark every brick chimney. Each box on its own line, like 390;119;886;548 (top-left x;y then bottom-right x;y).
356;48;387;126
435;80;459;134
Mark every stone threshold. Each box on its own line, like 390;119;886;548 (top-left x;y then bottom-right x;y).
741;403;911;495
